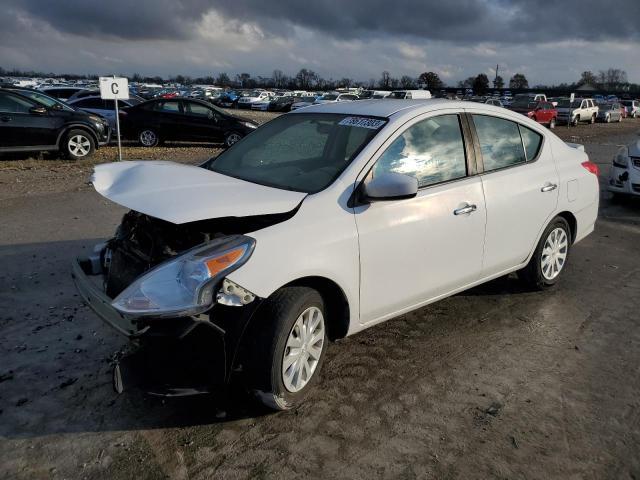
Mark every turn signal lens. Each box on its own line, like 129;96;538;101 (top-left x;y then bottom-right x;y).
205;247;245;277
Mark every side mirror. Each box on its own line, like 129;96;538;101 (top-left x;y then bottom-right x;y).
29;106;47;115
362;172;418;201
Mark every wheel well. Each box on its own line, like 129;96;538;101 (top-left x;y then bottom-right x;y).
557;211;577;244
58;125;98;148
283;277;350;340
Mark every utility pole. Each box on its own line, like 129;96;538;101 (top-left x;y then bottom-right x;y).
494;64;499;89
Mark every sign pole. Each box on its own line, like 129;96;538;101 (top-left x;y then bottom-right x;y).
113;76;122;161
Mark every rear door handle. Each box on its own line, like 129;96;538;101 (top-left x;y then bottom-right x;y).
453;204;477;215
541;183;558;192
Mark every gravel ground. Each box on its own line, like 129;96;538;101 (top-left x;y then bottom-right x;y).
1;112;639;479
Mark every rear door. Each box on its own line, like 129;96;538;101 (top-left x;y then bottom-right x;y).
0;91;58;147
151;100;183;140
467;111;559;276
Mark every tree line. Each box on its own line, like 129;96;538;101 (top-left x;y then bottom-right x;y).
1;66;637;93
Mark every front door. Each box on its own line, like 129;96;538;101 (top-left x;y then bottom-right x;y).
355;112;487;324
0;92;57;147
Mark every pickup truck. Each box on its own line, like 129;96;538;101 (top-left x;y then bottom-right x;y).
556;98;598;126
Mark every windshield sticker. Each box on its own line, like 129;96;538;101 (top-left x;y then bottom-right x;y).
338;117;386;129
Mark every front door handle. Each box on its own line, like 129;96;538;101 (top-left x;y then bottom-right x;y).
541;183;558;192
0;116;11;122
453;204;477;215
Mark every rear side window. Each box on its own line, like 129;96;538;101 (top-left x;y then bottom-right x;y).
154;101;181;113
373;114;467;188
0;93;34;113
519;126;543;160
472;115;526;171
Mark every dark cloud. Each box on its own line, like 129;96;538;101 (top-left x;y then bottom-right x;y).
5;0;640;43
5;0;213;40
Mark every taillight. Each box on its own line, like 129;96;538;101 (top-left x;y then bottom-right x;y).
581;161;599;176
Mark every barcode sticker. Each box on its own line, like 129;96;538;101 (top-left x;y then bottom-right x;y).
338;117;386;129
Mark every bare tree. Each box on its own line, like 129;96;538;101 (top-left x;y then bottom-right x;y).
598;68;627;89
400;75;416;89
379;71;391;89
295;69;318;89
272;69;286;88
418;71;444;90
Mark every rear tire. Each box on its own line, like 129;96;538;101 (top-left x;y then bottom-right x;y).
549;118;556;129
590;114;596;124
518;216;571;290
618;114;622;123
63;129;95;160
245;287;327;411
138;128;159;147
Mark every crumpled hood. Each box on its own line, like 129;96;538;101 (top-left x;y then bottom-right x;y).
91;161;306;224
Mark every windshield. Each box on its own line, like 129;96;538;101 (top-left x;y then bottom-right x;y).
320;94;338;100
510;99;534;108
13;90;74;111
387;92;407;99
208;113;387;193
298;96;316;103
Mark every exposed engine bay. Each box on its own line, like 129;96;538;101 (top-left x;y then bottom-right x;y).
102;209;296;299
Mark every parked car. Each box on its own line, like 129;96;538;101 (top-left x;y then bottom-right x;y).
556;98;598;125
313;93;359;104
485;98;504;107
73;99;599;410
385;90;431;100
237;91;274;109
0;89;110;159
212;91;240;109
608;139;640;198
509;100;558;128
596;103;623;123
512;93;547;104
119;97;257;147
68;95;142;129
290;95;320;110
39;86;89;101
621;100;639;118
252;96;295;112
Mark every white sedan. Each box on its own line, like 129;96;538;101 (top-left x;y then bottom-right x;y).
73;100;600;410
609;139;640;198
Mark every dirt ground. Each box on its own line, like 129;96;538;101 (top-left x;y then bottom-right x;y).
1;113;639;479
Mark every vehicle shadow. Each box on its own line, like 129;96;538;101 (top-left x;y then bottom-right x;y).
0;237;544;440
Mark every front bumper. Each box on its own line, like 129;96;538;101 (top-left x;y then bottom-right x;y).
71;257;263;394
608;164;640;196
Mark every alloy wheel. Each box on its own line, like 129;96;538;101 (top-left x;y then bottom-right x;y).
140;130;157;146
541;228;568;280
281;306;325;393
226;133;242;146
68;135;91;157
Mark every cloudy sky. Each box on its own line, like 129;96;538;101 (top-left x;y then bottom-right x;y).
2;0;639;85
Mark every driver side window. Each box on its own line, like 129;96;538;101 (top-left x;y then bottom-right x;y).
372;114;468;188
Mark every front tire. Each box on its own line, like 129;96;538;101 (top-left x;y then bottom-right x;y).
224;131;242;148
549;118;556;129
590;114;596;124
518;217;571;290
63;129;95;160
245;287;327;411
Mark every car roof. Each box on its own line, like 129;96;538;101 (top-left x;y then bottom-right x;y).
290;99;458;118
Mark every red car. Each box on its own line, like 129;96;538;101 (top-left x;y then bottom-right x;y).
509;100;558;129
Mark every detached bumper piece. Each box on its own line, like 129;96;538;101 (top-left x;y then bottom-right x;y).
72;257;262;397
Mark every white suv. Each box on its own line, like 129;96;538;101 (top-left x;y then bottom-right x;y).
557;98;599;125
73;100;600;410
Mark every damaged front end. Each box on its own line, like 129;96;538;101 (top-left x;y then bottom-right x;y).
72;210;290;397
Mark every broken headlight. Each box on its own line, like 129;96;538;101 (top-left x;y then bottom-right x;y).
111;235;255;317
